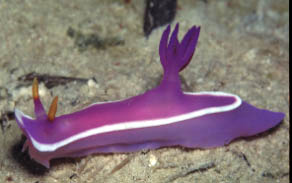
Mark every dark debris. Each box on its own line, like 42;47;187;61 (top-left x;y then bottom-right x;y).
0;111;14;133
18;72;89;89
67;27;125;52
241;152;251;168
109;154;134;174
143;0;177;37
230;150;252;168
262;171;290;179
262;172;275;179
166;162;215;182
184;162;215;176
69;173;77;179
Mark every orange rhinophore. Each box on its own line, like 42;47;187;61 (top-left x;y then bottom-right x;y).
48;96;58;121
32;77;39;100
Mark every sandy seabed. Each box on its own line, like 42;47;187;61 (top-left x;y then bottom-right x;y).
0;0;289;183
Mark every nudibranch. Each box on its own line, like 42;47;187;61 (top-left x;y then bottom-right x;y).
14;24;284;168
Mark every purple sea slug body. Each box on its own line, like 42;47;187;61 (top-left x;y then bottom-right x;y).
14;24;284;168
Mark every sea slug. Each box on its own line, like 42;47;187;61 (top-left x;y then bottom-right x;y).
14;24;284;168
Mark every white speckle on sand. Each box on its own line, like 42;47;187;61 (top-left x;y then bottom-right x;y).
148;154;157;167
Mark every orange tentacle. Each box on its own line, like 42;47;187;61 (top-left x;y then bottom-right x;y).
48;96;58;122
32;77;39;100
